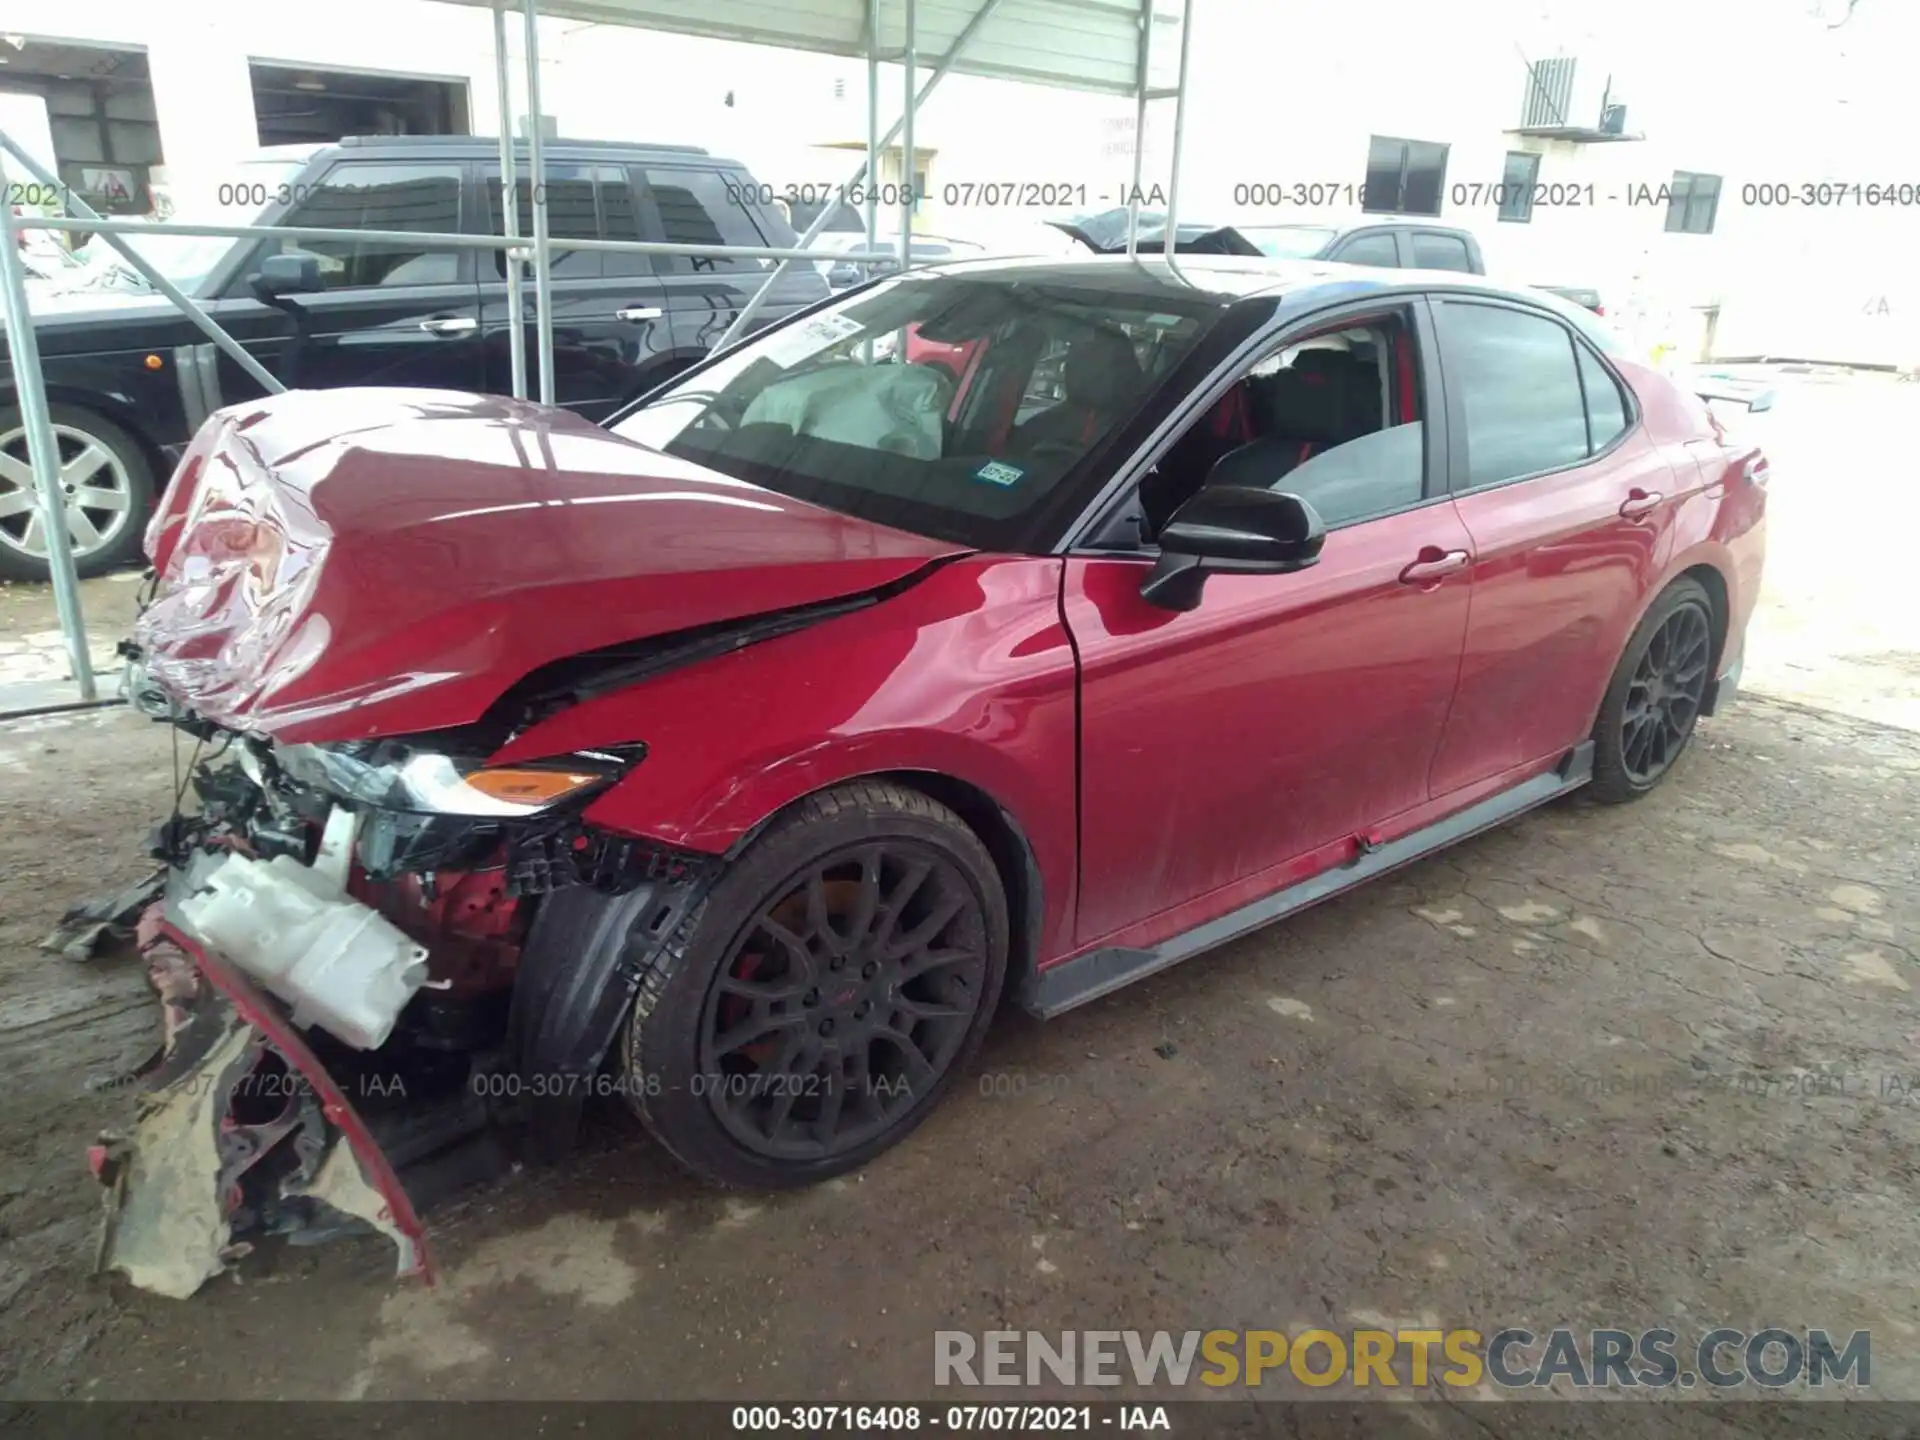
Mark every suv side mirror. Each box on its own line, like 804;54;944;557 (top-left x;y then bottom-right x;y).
248;252;323;301
1140;485;1326;611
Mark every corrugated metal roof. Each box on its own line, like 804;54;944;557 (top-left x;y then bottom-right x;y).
447;0;1179;97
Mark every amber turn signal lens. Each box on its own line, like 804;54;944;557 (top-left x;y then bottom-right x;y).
461;767;602;805
144;354;164;370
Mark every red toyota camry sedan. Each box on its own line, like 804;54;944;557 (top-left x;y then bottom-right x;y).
108;255;1766;1291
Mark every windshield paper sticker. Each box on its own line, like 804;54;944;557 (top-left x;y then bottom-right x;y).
759;312;866;368
973;460;1026;487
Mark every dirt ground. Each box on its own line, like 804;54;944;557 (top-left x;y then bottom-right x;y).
0;375;1915;1411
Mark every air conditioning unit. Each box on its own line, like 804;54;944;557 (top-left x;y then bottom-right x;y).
1519;56;1626;134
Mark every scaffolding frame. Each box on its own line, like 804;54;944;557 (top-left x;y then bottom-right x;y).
0;0;1196;704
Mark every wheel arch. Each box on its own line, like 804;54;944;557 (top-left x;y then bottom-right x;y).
0;381;171;487
724;767;1047;1001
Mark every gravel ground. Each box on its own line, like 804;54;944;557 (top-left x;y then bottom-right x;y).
0;376;1914;1418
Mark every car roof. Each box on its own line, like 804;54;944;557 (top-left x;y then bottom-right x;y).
912;253;1564;313
300;134;732;164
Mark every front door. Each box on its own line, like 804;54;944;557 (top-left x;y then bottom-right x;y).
1424;296;1687;796
1065;301;1473;947
213;159;482;403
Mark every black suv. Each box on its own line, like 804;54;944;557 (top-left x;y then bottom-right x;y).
0;135;828;580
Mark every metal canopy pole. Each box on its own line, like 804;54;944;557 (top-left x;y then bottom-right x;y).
899;0;916;268
715;0;1007;350
1161;0;1195;261
1125;0;1153;256
493;3;529;400
0;165;95;700
865;0;881;257
0;130;284;396
521;0;556;405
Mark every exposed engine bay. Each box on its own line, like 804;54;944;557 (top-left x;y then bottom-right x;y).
93;658;719;1296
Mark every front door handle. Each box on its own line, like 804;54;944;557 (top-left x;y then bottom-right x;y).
1399;547;1471;585
615;306;664;322
419;316;478;336
1619;488;1665;520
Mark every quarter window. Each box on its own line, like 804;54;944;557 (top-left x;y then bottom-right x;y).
1576;343;1631;451
1437;302;1590;487
267;161;464;289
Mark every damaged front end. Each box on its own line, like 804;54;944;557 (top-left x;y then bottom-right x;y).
93;682;717;1297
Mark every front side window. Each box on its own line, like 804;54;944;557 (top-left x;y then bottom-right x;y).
262;161;464;289
1436;301;1590;487
610;273;1224;549
1129;312;1427;539
1333;232;1400;267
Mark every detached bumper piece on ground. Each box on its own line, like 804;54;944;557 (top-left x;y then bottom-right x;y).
88;737;715;1298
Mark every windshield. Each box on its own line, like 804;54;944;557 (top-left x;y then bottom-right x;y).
79;159;308;296
1242;225;1338;259
610;272;1225;549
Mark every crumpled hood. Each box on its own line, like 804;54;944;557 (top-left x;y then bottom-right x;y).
135;387;965;742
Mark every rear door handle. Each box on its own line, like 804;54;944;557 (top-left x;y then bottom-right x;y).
418;316;478;336
1619;488;1665;520
1398;547;1471;585
615;306;664;322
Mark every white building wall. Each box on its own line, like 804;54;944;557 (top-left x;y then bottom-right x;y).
2;0;1914;363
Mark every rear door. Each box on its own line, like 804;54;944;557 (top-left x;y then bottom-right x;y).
1408;230;1476;273
476;160;676;420
212;158;482;401
1426;295;1687;795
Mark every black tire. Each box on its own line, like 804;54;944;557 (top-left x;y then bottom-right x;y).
0;403;154;582
1589;577;1716;803
622;780;1009;1188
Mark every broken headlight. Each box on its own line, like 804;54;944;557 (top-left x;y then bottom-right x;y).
273;741;643;818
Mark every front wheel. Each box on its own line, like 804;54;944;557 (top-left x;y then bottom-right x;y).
0;405;154;582
1589;577;1716;803
622;781;1009;1188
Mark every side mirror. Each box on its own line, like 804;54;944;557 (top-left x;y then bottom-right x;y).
1140;485;1326;611
248;252;323;301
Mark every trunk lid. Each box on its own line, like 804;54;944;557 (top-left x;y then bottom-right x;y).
136;387;965;742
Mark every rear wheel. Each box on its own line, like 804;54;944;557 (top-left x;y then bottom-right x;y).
1589;577;1716;802
622;781;1008;1188
0;405;153;581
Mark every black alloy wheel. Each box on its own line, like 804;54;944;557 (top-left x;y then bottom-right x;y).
698;843;989;1161
1619;600;1713;786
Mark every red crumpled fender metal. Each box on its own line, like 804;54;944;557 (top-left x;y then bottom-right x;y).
488;555;1084;959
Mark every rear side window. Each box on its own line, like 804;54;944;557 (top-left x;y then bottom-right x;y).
267;161;464;289
486;162;598;278
1333;232;1399;267
1411;232;1472;271
644;167;770;272
485;164;650;277
1576;344;1631;451
1437;301;1589;487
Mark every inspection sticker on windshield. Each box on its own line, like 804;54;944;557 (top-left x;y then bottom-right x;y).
973;460;1026;487
760;312;866;367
